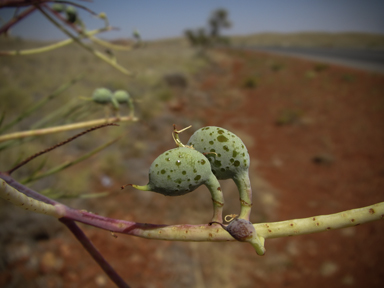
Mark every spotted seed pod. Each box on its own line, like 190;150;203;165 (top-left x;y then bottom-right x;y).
129;146;224;223
187;126;253;220
187;126;250;179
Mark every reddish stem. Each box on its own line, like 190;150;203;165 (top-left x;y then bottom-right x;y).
59;218;130;288
0;6;37;35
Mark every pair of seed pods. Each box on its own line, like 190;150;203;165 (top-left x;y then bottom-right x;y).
127;126;265;254
129;125;252;223
91;88;134;117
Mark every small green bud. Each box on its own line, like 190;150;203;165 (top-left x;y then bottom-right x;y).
66;5;78;23
113;90;130;104
92;88;113;105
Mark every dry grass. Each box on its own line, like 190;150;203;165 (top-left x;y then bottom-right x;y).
230;31;384;48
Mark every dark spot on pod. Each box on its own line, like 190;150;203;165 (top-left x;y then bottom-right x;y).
182;171;187;175
201;159;206;164
230;158;234;163
217;135;228;142
174;178;182;184
155;164;158;167
165;153;169;155
193;169;197;173
161;169;166;174
176;160;181;166
218;153;221;157
234;160;240;167
210;149;216;152
209;141;214;145
223;145;229;152
194;175;201;181
233;150;238;157
218;129;225;134
166;158;170;161
217;187;221;191
213;160;222;167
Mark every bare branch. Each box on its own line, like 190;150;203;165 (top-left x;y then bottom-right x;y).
7;123;118;174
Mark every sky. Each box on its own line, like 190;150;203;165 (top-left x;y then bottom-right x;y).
1;0;384;41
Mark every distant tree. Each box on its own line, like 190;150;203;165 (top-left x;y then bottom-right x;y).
184;8;232;49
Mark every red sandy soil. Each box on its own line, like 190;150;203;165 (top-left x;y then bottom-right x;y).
1;49;384;288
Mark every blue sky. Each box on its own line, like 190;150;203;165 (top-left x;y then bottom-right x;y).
1;0;384;41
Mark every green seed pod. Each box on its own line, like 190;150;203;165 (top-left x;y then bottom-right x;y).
65;5;78;23
188;126;253;220
113;90;130;104
129;147;224;223
113;90;134;117
92;88;113;105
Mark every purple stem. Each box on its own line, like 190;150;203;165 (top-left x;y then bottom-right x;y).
0;6;37;35
0;172;59;205
59;218;130;288
0;172;169;232
0;172;223;240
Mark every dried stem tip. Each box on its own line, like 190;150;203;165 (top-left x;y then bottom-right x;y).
219;218;266;256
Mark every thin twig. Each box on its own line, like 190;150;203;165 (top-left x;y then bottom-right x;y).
7;123;118;174
36;5;133;75
90;36;134;51
59;218;130;288
0;28;110;56
0;116;137;143
0;6;36;35
21;136;121;184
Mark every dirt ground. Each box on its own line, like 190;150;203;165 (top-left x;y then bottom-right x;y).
1;48;384;288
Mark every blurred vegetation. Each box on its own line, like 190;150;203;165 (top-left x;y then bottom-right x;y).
184;8;231;50
231;32;384;48
0;36;209;198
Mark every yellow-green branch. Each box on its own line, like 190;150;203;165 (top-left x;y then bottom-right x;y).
0;116;137;143
36;5;132;76
0;28;110;56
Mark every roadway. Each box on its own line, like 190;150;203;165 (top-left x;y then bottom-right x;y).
251;47;384;74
